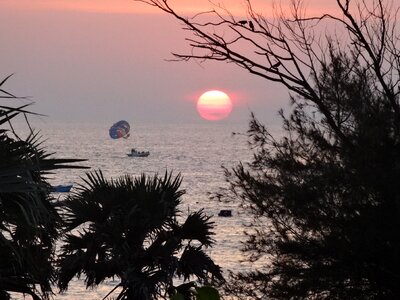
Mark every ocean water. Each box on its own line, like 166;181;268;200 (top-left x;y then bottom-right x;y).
13;120;270;299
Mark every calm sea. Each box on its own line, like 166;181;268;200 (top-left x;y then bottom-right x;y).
13;120;275;299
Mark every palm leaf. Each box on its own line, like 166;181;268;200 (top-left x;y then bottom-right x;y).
58;170;222;299
180;210;215;246
0;75;87;300
178;246;223;282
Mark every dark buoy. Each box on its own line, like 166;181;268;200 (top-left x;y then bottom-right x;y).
218;209;232;217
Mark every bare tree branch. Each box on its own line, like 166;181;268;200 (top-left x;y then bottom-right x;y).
136;0;399;142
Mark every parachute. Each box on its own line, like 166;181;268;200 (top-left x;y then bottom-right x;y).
109;120;130;139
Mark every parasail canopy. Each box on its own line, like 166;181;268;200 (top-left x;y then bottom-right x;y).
109;120;130;139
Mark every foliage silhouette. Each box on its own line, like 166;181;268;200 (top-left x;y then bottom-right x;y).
221;50;400;299
171;284;220;300
58;170;223;300
0;75;86;300
136;0;400;298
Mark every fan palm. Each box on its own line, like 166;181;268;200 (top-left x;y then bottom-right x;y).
58;170;223;300
0;75;86;299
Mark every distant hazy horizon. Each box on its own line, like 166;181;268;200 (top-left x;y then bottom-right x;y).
1;0;382;124
0;1;290;125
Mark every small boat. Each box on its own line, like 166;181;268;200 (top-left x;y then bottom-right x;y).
218;209;232;217
52;184;73;193
127;148;150;157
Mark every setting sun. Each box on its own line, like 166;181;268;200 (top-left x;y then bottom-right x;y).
196;90;233;121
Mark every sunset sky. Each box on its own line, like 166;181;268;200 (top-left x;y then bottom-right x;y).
0;1;341;124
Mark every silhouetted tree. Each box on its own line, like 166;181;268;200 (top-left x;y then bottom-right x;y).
0;75;86;300
57;170;223;300
222;49;400;299
136;0;400;298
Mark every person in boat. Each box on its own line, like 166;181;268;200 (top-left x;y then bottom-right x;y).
131;148;136;153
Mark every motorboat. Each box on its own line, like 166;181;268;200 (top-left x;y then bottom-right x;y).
52;184;73;193
127;148;150;157
218;209;232;217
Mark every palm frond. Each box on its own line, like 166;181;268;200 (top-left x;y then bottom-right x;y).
180;210;215;246
0;74;16;98
178;245;223;283
0;74;88;300
58;170;222;299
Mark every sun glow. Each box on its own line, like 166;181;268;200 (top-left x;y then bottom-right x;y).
197;90;233;121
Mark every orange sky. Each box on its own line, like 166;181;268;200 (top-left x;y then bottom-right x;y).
0;0;290;123
2;0;240;14
0;0;381;123
3;0;339;16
